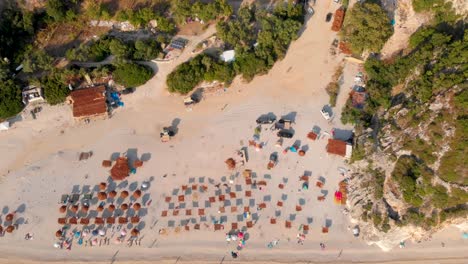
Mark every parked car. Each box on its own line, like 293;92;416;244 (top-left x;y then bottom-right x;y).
326;13;333;22
320;106;332;120
277;129;294;138
256;115;276;124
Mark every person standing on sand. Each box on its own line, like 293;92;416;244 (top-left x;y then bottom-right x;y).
231;251;238;258
320;242;326;250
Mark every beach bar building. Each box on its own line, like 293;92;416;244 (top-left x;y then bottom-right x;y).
326;139;352;159
68;86;107;120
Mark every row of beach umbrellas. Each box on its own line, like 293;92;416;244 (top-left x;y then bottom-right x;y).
60;202;142;214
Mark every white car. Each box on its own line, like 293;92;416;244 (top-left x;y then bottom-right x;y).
320;107;332;120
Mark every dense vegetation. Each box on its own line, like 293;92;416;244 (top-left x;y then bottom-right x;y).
341;2;393;54
40;72;71;105
113;63;154;88
167;3;304;93
341;0;467;230
171;0;232;24
66;36;163;62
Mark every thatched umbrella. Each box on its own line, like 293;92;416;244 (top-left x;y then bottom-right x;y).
80;218;90;225
69;217;78;224
133;160;143;168
131;228;140;236
59;205;67;213
131;216;140;224
120;190;129;199
99;182;107;190
97;205;104;212
225;158;236;170
120;203;128;210
58;218;67;225
298;150;306;156
70;205;79;213
108;190;117;198
6;225;15;233
118;217;128;224
81;205;89;213
132;190;142;199
5;213;14;222
133;203;141;211
108;204;116;212
98;192;107;201
94;217;104;225
110;157;130;181
55;230;63;237
106;217;115;224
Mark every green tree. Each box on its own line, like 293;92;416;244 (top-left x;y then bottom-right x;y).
46;0;66;21
171;0;193;24
155;16;176;34
133;39;160;60
0;77;23;119
113;63;153;87
22;47;53;73
41;72;70;105
109;39;131;58
342;2;393;54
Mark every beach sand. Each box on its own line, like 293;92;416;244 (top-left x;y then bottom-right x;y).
0;1;467;264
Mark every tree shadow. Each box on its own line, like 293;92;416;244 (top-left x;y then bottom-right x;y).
281;111;297;122
171;118;181;135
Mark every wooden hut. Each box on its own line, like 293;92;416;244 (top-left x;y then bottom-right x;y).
110;157;130;181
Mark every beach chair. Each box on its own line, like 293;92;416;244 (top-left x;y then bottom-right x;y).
70;194;80;204
60;194;69;204
214;224;224;231
303;225;309;231
185;225;190;231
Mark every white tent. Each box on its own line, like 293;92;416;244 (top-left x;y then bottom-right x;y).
0;121;10;131
220;50;235;63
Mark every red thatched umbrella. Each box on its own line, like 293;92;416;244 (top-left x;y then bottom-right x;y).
81;205;89;213
98;192;107;201
58;218;66;225
118;217;128;224
133;203;141;211
298;150;306;156
120;191;129;199
133;160;143;168
110;157;130;181
97;205;104;212
120;203;128;210
133;190;142;199
80;218;90;225
131;216;140;224
5;213;14;222
70;205;79;213
5;225;14;233
59;205;67;213
108;190;117;198
55;230;63;237
225;158;236;170
102;160;112;167
99;182;107;190
131;228;140;236
108;204;116;212
106;217;115;224
69;217;78;224
95;217;104;225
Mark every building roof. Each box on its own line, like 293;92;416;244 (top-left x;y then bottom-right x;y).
110;157;130;181
70;86;107;118
327;139;348;157
220;50;235;62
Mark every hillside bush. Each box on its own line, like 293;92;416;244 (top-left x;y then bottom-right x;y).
113;63;153;87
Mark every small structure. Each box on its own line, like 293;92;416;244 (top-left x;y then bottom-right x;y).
68;86;107;119
220;50;235;63
326;139;352;158
0;121;10;131
22;86;44;105
110;157;130;181
331;8;345;32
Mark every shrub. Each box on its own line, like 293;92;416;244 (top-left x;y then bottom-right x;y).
342;2;393;54
133;39;161;60
113;63;153;88
0;79;23;119
41;72;70;105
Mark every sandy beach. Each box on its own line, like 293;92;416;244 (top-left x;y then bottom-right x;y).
0;1;467;264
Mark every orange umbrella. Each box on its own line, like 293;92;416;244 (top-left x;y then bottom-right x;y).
120;203;128;210
131;228;139;236
133;203;141;211
120;191;129;199
69;217;78;224
5;213;14;222
133;190;142;199
97;205;104;212
108;204;116;212
131;216;140;224
98;192;107;200
108;190;117;198
225;158;236;169
106;217;115;224
6;225;15;233
81;205;89;213
59;205;67;213
298;150;306;156
55;230;63;237
80;218;90;225
99;182;107;190
70;205;79;213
